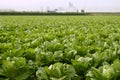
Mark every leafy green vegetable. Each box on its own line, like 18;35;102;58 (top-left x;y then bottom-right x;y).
2;57;35;80
36;62;76;80
0;16;120;79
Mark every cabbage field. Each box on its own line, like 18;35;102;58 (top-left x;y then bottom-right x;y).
0;16;120;80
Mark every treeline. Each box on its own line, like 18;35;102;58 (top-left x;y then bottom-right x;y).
0;12;120;16
0;12;90;15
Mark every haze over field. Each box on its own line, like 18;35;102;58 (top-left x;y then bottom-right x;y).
0;0;120;12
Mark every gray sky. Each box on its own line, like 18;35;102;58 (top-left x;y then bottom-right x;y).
0;0;120;12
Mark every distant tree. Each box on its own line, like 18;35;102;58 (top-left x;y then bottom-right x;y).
81;9;85;13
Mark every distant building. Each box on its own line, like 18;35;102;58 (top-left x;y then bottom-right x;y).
0;9;16;12
47;9;58;13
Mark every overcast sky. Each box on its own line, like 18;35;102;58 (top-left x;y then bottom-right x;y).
0;0;120;12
